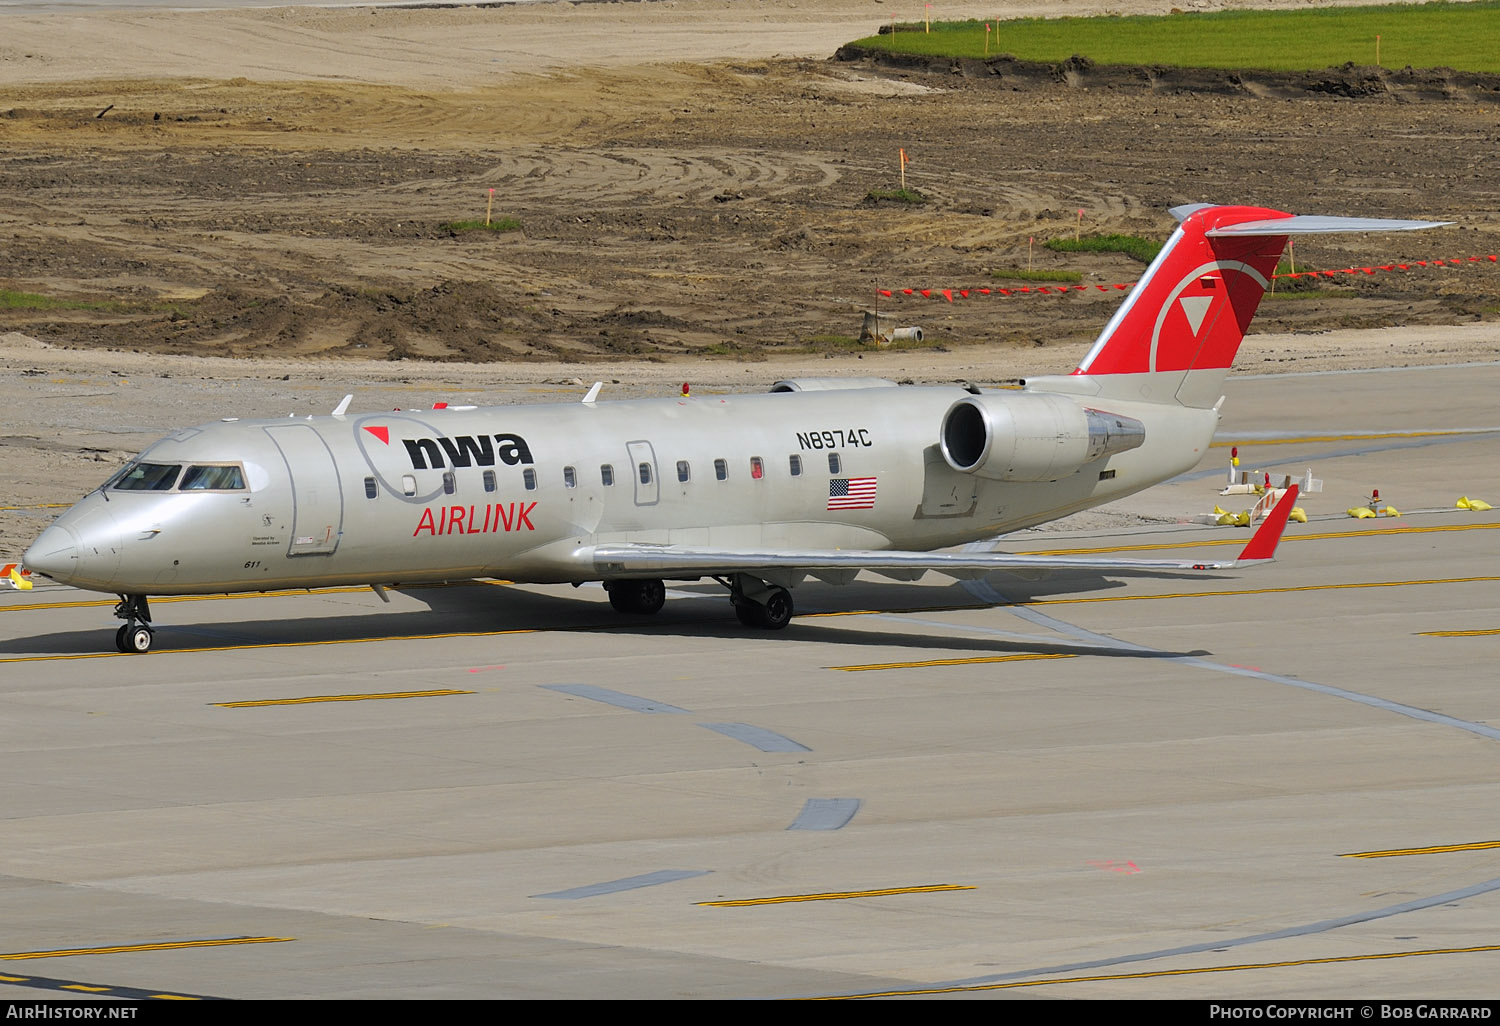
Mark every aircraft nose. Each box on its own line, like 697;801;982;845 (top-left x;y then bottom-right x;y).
24;503;123;588
23;523;77;580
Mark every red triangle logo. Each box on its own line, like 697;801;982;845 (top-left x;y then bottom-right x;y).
364;426;389;445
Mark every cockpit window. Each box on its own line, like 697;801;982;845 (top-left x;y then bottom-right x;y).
180;465;247;491
112;463;181;491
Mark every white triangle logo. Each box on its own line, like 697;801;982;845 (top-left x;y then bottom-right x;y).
1179;295;1212;336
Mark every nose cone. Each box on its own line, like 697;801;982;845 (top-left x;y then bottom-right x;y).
24;500;122;589
23;523;77;580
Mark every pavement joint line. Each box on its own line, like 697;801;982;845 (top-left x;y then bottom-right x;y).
818;944;1500;999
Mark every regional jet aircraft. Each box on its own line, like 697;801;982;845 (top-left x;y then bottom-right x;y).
22;204;1445;652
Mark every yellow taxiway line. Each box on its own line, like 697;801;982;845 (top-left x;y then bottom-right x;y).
1023;519;1500;557
828;653;1076;672
213;689;472;708
1210;429;1497;448
1341;840;1500;859
699;884;974;907
0;936;292;960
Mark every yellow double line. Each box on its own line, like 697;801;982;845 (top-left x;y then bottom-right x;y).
1341;840;1500;859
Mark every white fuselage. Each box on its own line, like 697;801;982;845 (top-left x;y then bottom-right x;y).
24;381;1218;596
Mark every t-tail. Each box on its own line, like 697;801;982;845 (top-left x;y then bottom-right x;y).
1059;204;1449;408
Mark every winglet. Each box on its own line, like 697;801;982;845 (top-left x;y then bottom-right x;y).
1235;484;1299;564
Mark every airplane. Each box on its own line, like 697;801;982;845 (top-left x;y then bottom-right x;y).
21;203;1446;653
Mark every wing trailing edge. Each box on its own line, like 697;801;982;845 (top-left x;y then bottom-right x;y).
591;487;1299;582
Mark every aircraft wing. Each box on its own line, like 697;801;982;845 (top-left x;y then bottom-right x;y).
593;488;1298;581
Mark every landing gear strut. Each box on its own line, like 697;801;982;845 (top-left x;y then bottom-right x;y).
723;574;794;631
113;594;154;654
605;578;666;616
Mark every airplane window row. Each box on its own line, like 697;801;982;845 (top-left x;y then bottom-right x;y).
111;462;246;492
370;452;847;498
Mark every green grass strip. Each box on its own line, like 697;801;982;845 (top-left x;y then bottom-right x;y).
1045;234;1161;264
850;2;1500;74
866;187;927;204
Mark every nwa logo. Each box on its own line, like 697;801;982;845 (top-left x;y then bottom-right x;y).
363;427;534;470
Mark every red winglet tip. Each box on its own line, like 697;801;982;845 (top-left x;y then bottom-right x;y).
1237;484;1299;562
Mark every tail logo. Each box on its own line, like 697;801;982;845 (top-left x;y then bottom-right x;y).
1179;295;1213;336
1149;260;1269;373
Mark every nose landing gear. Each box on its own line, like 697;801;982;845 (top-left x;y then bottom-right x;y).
112;594;154;653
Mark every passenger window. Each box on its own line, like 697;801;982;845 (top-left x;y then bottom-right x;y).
564;466;577;489
750;457;764;480
714;458;728;481
112;463;180;491
789;455;802;477
483;470;496;493
828;453;841;474
442;471;456;495
523;468;537;491
601;464;614;487
677;460;690;483
639;463;652;486
180;464;246;491
364;477;378;499
401;474;417;497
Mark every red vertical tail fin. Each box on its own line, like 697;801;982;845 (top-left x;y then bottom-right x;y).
1065;205;1449;408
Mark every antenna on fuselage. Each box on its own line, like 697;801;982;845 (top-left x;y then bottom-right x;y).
582;382;603;404
332;394;353;416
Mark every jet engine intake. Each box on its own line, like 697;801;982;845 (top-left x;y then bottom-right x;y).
939;394;1145;482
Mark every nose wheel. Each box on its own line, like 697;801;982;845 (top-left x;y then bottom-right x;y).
114;622;155;654
112;594;154;654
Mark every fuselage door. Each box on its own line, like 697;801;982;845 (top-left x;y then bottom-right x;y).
625;440;659;507
265;424;344;556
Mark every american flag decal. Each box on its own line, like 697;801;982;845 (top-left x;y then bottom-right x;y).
828;476;877;510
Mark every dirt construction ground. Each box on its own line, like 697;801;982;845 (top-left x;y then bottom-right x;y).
3;0;1500;555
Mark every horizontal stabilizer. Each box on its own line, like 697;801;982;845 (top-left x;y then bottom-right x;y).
1205;215;1451;237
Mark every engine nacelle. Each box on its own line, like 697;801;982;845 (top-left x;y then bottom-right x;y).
939;394;1146;482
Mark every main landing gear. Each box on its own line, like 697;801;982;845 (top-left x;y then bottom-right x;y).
602;575;795;630
724;574;794;631
113;594;154;654
605;578;667;616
